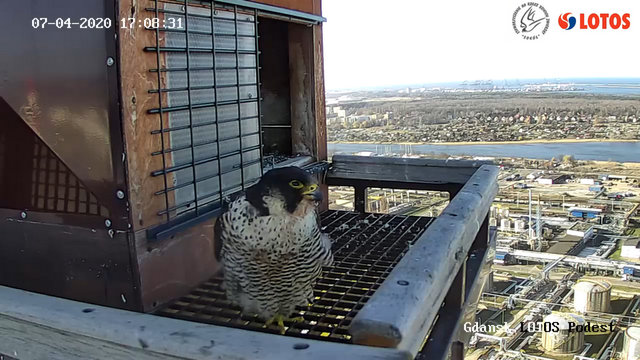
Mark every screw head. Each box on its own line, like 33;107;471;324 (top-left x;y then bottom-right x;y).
105;219;112;227
20;211;27;219
106;57;115;66
116;190;125;199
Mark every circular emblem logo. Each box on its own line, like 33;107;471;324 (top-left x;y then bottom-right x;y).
512;3;550;39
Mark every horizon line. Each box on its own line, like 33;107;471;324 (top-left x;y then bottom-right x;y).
326;77;640;92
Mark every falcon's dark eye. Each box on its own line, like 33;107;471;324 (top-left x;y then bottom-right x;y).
289;180;304;189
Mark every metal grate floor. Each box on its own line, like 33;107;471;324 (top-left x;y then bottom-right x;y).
156;210;434;343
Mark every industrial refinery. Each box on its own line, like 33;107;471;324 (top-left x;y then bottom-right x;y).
465;167;640;360
329;161;640;360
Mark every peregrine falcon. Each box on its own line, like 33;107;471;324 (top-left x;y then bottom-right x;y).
214;166;333;333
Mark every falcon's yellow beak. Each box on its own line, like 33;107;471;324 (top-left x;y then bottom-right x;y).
302;184;322;202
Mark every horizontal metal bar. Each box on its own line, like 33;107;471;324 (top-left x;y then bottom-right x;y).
157;161;261;215
144;7;257;24
214;0;326;23
151;130;260;156
150;66;259;73
144;46;258;55
348;164;499;356
157;27;257;38
154;171;220;195
148;82;259;94
147;97;259;114
150;144;261;177
261;124;292;128
150;115;260;135
148;205;224;241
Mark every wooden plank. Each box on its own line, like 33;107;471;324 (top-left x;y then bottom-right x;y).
328;155;494;186
313;23;327;162
0;286;409;360
118;0;173;231
348;165;499;357
288;23;316;156
135;222;219;312
0;315;183;360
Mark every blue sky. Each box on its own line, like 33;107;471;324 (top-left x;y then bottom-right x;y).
322;0;640;90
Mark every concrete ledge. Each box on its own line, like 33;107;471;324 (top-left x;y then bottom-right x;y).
0;286;409;360
349;164;499;356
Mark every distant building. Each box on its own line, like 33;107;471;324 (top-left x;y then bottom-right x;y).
567;222;594;239
568;207;602;220
580;178;596;185
527;171;542;180
609;175;628;181
537;174;569;185
621;238;640;259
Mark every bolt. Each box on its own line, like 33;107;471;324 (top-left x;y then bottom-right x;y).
106;57;114;66
20;211;27;219
116;190;125;199
105;219;112;227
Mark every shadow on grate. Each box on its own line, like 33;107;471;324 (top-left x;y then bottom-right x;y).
156;210;434;343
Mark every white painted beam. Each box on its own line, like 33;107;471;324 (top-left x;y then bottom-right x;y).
0;286;409;360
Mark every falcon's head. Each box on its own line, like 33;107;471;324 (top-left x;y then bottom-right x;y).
246;166;323;216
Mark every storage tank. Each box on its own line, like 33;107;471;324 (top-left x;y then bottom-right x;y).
573;280;611;313
489;218;498;227
623;327;640;360
541;313;585;354
514;219;526;233
501;208;510;218
500;219;511;231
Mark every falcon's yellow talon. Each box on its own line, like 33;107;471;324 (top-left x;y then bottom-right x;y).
266;314;286;334
265;314;304;334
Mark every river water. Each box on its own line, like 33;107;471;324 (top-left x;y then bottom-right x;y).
328;141;640;163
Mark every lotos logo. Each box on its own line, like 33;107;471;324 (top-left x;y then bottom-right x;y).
558;13;576;30
558;12;630;30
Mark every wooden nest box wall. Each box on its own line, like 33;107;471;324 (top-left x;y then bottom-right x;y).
0;0;327;313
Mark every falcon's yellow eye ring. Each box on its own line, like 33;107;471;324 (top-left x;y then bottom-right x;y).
289;180;304;189
307;184;318;192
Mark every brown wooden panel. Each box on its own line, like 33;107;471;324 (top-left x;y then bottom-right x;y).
251;0;321;15
288;23;315;156
312;23;328;212
0;209;140;311
313;23;327;162
118;0;173;231
136;221;220;311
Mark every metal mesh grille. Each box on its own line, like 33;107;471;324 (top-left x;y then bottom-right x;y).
146;0;262;223
157;210;434;343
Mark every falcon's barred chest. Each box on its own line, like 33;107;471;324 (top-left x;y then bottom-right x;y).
218;192;333;320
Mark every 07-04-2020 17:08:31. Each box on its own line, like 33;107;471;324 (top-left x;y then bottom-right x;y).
30;17;183;30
